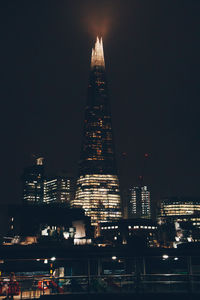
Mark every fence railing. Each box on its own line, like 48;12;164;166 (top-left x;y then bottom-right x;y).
1;274;200;298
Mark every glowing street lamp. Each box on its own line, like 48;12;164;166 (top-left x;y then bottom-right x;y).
51;257;56;261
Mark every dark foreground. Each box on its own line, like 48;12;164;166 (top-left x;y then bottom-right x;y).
41;293;199;300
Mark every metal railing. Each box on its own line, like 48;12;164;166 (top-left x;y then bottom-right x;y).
1;274;200;298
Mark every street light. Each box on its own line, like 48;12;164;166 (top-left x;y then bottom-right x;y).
51;257;56;261
174;257;179;261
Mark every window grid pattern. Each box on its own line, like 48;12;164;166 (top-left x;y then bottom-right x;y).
73;174;121;226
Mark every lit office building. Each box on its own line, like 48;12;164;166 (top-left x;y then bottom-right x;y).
126;186;151;219
158;197;200;247
22;159;74;205
160;197;200;217
44;175;74;205
22;157;44;204
72;37;122;226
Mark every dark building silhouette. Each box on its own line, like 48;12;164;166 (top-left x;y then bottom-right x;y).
6;204;93;245
99;218;158;247
72;37;122;226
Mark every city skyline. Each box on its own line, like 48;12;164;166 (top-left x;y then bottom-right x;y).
1;1;200;211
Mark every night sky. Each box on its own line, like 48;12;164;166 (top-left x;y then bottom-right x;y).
1;0;200;212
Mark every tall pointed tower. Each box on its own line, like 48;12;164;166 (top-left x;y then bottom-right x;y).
72;37;122;226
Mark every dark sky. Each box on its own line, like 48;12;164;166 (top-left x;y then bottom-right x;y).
1;0;200;210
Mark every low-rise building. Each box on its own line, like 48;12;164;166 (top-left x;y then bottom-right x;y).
4;204;93;246
99;218;158;247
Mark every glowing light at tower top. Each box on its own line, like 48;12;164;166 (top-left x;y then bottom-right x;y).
91;36;105;68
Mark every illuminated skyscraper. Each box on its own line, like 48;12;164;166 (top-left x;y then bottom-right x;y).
44;174;74;205
22;157;44;204
72;37;122;226
126;186;151;219
22;159;74;205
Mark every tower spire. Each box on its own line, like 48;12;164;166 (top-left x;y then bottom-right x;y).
91;36;105;68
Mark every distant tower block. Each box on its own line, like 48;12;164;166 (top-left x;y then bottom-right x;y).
44;174;75;205
72;37;122;226
22;158;44;204
126;186;151;219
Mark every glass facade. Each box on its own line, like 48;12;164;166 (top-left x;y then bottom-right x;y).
74;174;121;226
44;177;72;204
127;186;151;219
72;37;122;226
22;158;44;204
22;159;74;205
